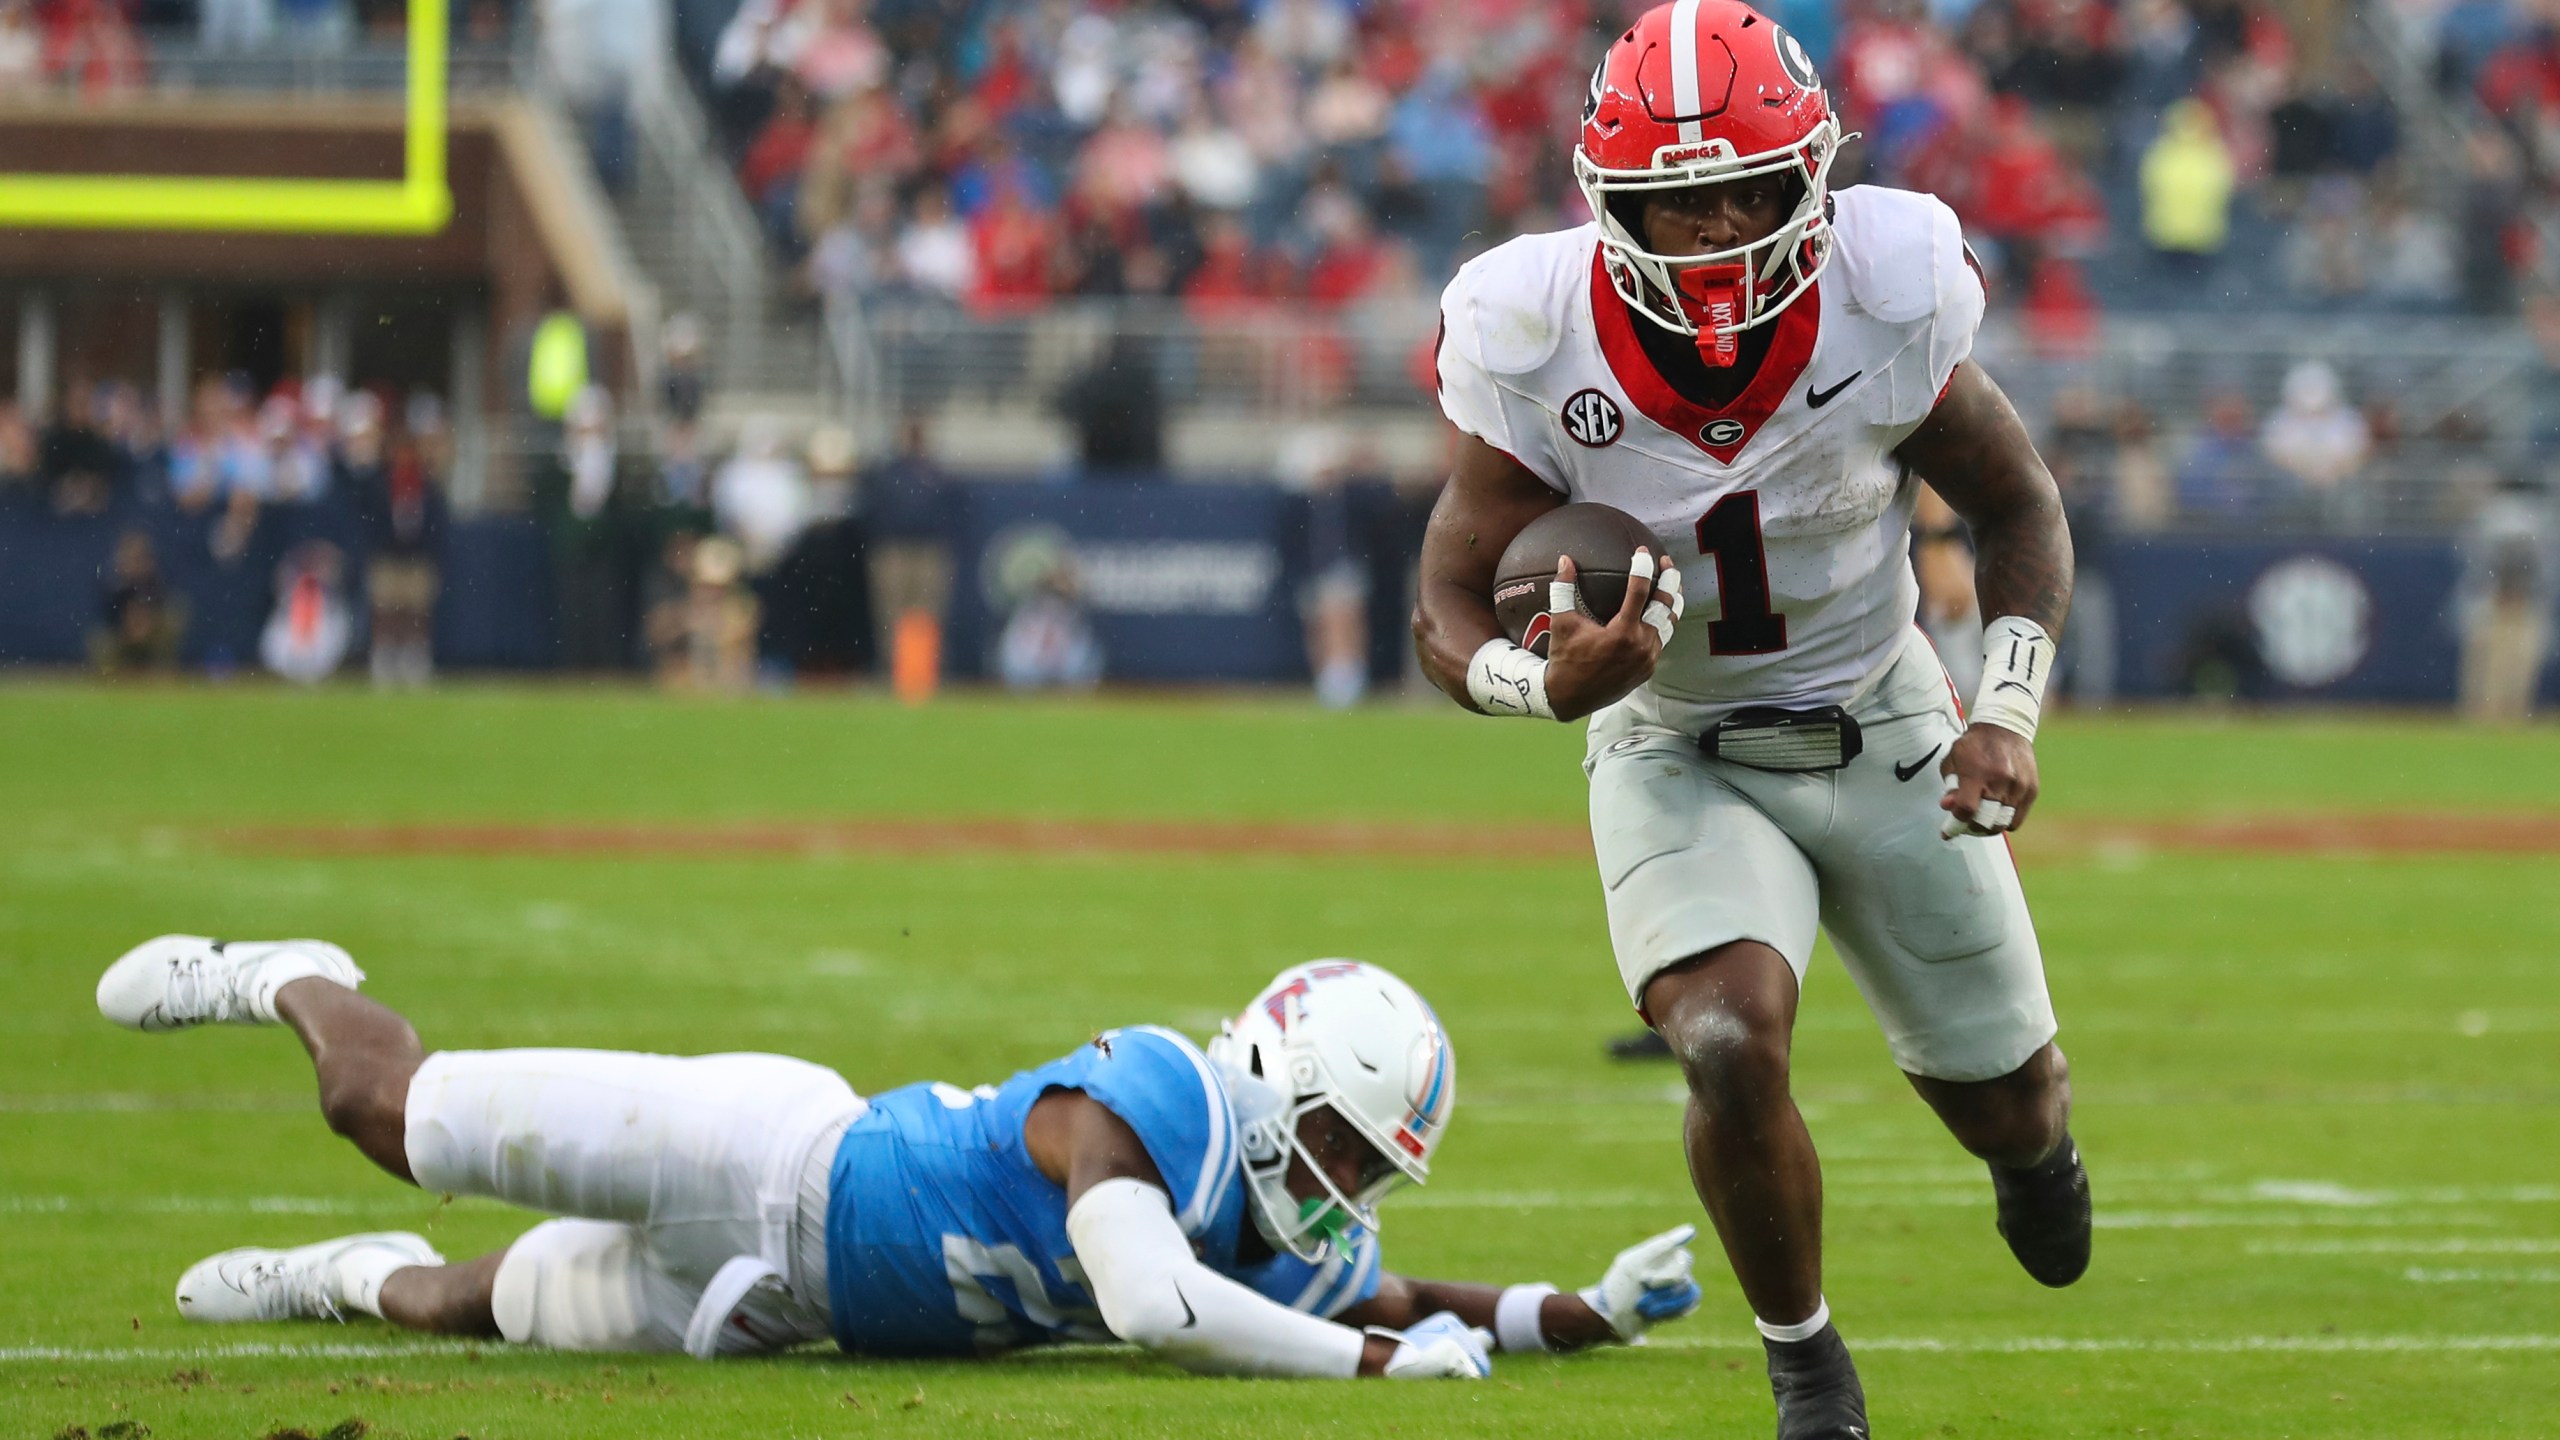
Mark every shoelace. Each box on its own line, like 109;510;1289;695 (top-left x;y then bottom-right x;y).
224;1251;343;1323
160;952;242;1025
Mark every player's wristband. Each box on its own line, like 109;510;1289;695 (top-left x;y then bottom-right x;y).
1494;1283;1557;1353
1968;615;2055;742
1466;638;1555;720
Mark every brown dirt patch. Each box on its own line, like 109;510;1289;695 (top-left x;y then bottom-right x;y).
220;812;2560;862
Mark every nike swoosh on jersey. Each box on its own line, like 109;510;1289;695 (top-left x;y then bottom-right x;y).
1806;371;1862;408
1892;745;1943;783
1173;1281;1198;1329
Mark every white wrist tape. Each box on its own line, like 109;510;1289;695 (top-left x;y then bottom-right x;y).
1968;615;2055;741
1466;638;1554;720
1494;1283;1557;1353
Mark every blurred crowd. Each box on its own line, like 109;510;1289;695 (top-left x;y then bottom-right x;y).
678;0;2468;323
1;371;455;683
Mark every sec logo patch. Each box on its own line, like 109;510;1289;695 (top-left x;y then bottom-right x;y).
1702;418;1747;447
1562;389;1624;448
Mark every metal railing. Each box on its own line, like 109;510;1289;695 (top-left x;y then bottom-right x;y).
822;296;2536;533
133;34;519;95
830;295;1441;425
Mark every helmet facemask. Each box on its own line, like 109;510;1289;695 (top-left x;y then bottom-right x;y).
1212;1021;1417;1261
1577;121;1844;366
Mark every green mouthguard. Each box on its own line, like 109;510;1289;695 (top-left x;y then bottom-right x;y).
1297;1196;1353;1250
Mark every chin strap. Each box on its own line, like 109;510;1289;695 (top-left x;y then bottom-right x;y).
1674;263;1750;368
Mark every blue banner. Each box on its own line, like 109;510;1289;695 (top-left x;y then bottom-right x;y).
944;482;1306;683
2109;536;2477;702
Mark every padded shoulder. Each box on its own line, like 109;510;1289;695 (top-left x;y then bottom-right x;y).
1439;226;1594;377
1829;186;1983;329
1068;1027;1239;1234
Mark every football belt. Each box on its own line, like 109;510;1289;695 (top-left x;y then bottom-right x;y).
1701;705;1863;773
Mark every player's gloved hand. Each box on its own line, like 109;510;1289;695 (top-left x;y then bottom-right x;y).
1578;1223;1705;1342
1939;722;2040;838
1373;1311;1496;1379
1543;548;1685;722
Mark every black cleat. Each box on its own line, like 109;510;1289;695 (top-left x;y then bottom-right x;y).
1765;1324;1869;1440
1990;1130;2092;1287
1606;1028;1674;1060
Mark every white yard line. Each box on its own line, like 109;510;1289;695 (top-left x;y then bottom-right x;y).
1;1195;505;1216
2250;1238;2560;1255
6;1334;2558;1365
0;1340;489;1363
1653;1334;2560;1354
0;1094;307;1114
2403;1267;2560;1284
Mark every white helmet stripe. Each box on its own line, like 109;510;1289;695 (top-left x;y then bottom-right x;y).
1669;0;1704;145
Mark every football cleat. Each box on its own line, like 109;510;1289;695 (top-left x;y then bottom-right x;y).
97;934;365;1032
1766;1324;1870;1440
175;1232;440;1324
1991;1132;2093;1287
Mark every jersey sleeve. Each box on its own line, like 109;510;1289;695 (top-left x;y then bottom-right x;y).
1834;187;1988;428
1235;1225;1384;1319
1923;201;1987;405
1434;265;1567;492
1067;1026;1239;1235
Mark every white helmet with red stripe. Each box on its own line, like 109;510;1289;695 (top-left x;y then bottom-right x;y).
1575;0;1844;360
1204;960;1455;1261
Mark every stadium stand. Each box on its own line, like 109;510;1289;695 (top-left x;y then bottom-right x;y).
0;0;2552;710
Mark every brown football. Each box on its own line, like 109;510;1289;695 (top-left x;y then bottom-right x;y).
1492;502;1667;658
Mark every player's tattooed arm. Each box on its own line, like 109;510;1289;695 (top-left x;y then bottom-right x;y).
1891;360;2074;640
1894;361;2073;835
1412;430;1567;709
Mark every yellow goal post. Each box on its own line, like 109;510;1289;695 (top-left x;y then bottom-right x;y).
0;0;450;234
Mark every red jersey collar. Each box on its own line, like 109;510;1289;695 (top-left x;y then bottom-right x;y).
1589;245;1821;465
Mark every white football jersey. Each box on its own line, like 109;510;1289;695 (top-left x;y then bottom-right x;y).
1435;184;1984;737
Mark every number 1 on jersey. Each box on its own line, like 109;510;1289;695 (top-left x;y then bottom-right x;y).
1694;492;1789;655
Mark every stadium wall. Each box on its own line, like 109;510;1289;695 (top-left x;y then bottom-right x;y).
3;489;2551;705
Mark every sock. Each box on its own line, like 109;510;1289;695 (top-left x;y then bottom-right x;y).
332;1242;421;1320
1755;1297;1831;1345
238;947;355;1023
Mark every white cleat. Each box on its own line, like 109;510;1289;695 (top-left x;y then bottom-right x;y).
97;934;366;1032
175;1232;441;1324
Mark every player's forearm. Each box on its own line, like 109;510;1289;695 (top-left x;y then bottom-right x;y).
1411;577;1506;709
1967;494;2074;641
1898;363;2074;641
1351;1276;1617;1352
1066;1178;1366;1378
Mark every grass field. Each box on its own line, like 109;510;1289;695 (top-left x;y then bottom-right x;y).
3;682;2556;1439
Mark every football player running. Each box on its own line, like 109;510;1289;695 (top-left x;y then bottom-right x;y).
95;940;1704;1376
1414;3;2088;1435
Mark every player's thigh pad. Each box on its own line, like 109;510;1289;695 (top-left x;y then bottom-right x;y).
405;1049;859;1228
491;1218;693;1352
1814;634;2057;1081
1586;727;1821;1005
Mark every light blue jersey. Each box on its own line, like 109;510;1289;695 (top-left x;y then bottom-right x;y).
823;1026;1383;1355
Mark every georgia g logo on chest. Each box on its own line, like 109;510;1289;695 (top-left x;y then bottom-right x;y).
1560;388;1624;448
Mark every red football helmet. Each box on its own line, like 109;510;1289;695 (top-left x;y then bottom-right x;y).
1575;0;1843;360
